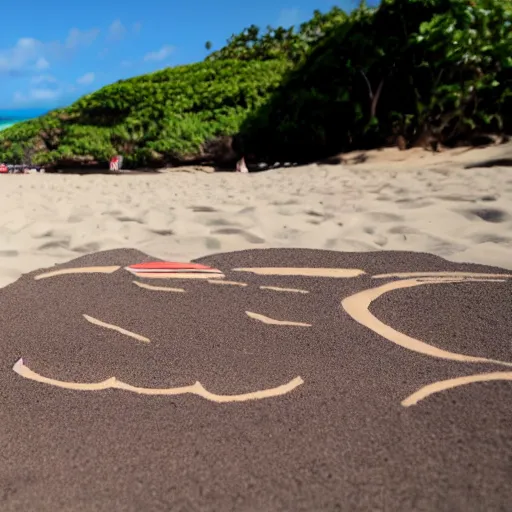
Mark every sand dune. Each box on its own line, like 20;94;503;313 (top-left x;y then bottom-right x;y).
0;143;511;288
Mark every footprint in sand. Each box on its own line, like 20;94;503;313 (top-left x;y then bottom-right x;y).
191;206;218;213
211;228;265;244
458;208;510;223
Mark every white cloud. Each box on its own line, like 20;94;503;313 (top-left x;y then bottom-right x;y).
13;79;79;106
31;74;57;84
14;87;62;103
76;72;95;85
0;27;99;76
65;28;99;49
35;57;50;70
0;38;43;74
108;19;126;41
277;8;301;28
143;45;175;62
31;88;61;100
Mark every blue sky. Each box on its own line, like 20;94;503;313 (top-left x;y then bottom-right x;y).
0;0;366;111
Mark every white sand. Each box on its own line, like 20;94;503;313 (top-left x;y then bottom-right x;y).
1;143;511;288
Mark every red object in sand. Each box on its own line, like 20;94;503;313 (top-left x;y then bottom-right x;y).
110;157;117;170
126;262;222;274
0;164;8;173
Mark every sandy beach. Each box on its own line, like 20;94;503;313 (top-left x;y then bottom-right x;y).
1;142;511;511
1;142;511;288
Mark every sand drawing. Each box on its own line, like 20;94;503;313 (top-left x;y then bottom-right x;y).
135;272;225;279
17;258;512;407
234;267;366;278
259;286;309;294
246;311;312;327
13;359;304;403
35;266;120;280
133;281;185;293
83;314;151;344
341;276;512;367
342;273;512;405
207;280;248;287
372;271;512;279
401;371;512;407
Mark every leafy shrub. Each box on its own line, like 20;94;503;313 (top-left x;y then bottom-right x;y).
206;7;347;63
240;0;512;162
0;59;288;167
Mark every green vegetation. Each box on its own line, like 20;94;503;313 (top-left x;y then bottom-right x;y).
0;0;510;169
0;59;289;168
239;0;512;162
206;7;347;63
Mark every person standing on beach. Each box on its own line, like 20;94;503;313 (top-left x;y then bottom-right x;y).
236;157;248;173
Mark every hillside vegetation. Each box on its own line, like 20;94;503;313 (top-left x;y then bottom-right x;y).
239;0;512;162
0;0;510;169
0;60;289;168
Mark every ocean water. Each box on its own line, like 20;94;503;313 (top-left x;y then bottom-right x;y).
0;121;16;130
0;109;47;131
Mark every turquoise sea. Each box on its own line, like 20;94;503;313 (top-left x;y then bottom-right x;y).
0;109;47;131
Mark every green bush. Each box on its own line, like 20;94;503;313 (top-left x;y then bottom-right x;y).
206;7;347;63
0;59;289;168
240;0;512;162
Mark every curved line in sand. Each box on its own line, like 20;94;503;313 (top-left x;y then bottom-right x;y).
234;268;365;278
208;280;248;287
133;281;185;293
35;266;120;280
83;314;150;343
402;372;512;407
260;286;309;294
246;311;311;327
12;359;304;403
341;276;512;368
373;271;512;280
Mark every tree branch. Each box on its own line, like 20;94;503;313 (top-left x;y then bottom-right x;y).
371;79;385;118
359;69;374;100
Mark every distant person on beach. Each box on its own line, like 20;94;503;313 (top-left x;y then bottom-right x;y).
236;157;248;173
110;156;120;172
109;155;124;172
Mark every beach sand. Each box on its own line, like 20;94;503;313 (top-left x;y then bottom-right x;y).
1;142;512;510
1;142;511;288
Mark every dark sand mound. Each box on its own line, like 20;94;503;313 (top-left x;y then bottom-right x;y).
0;248;511;511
